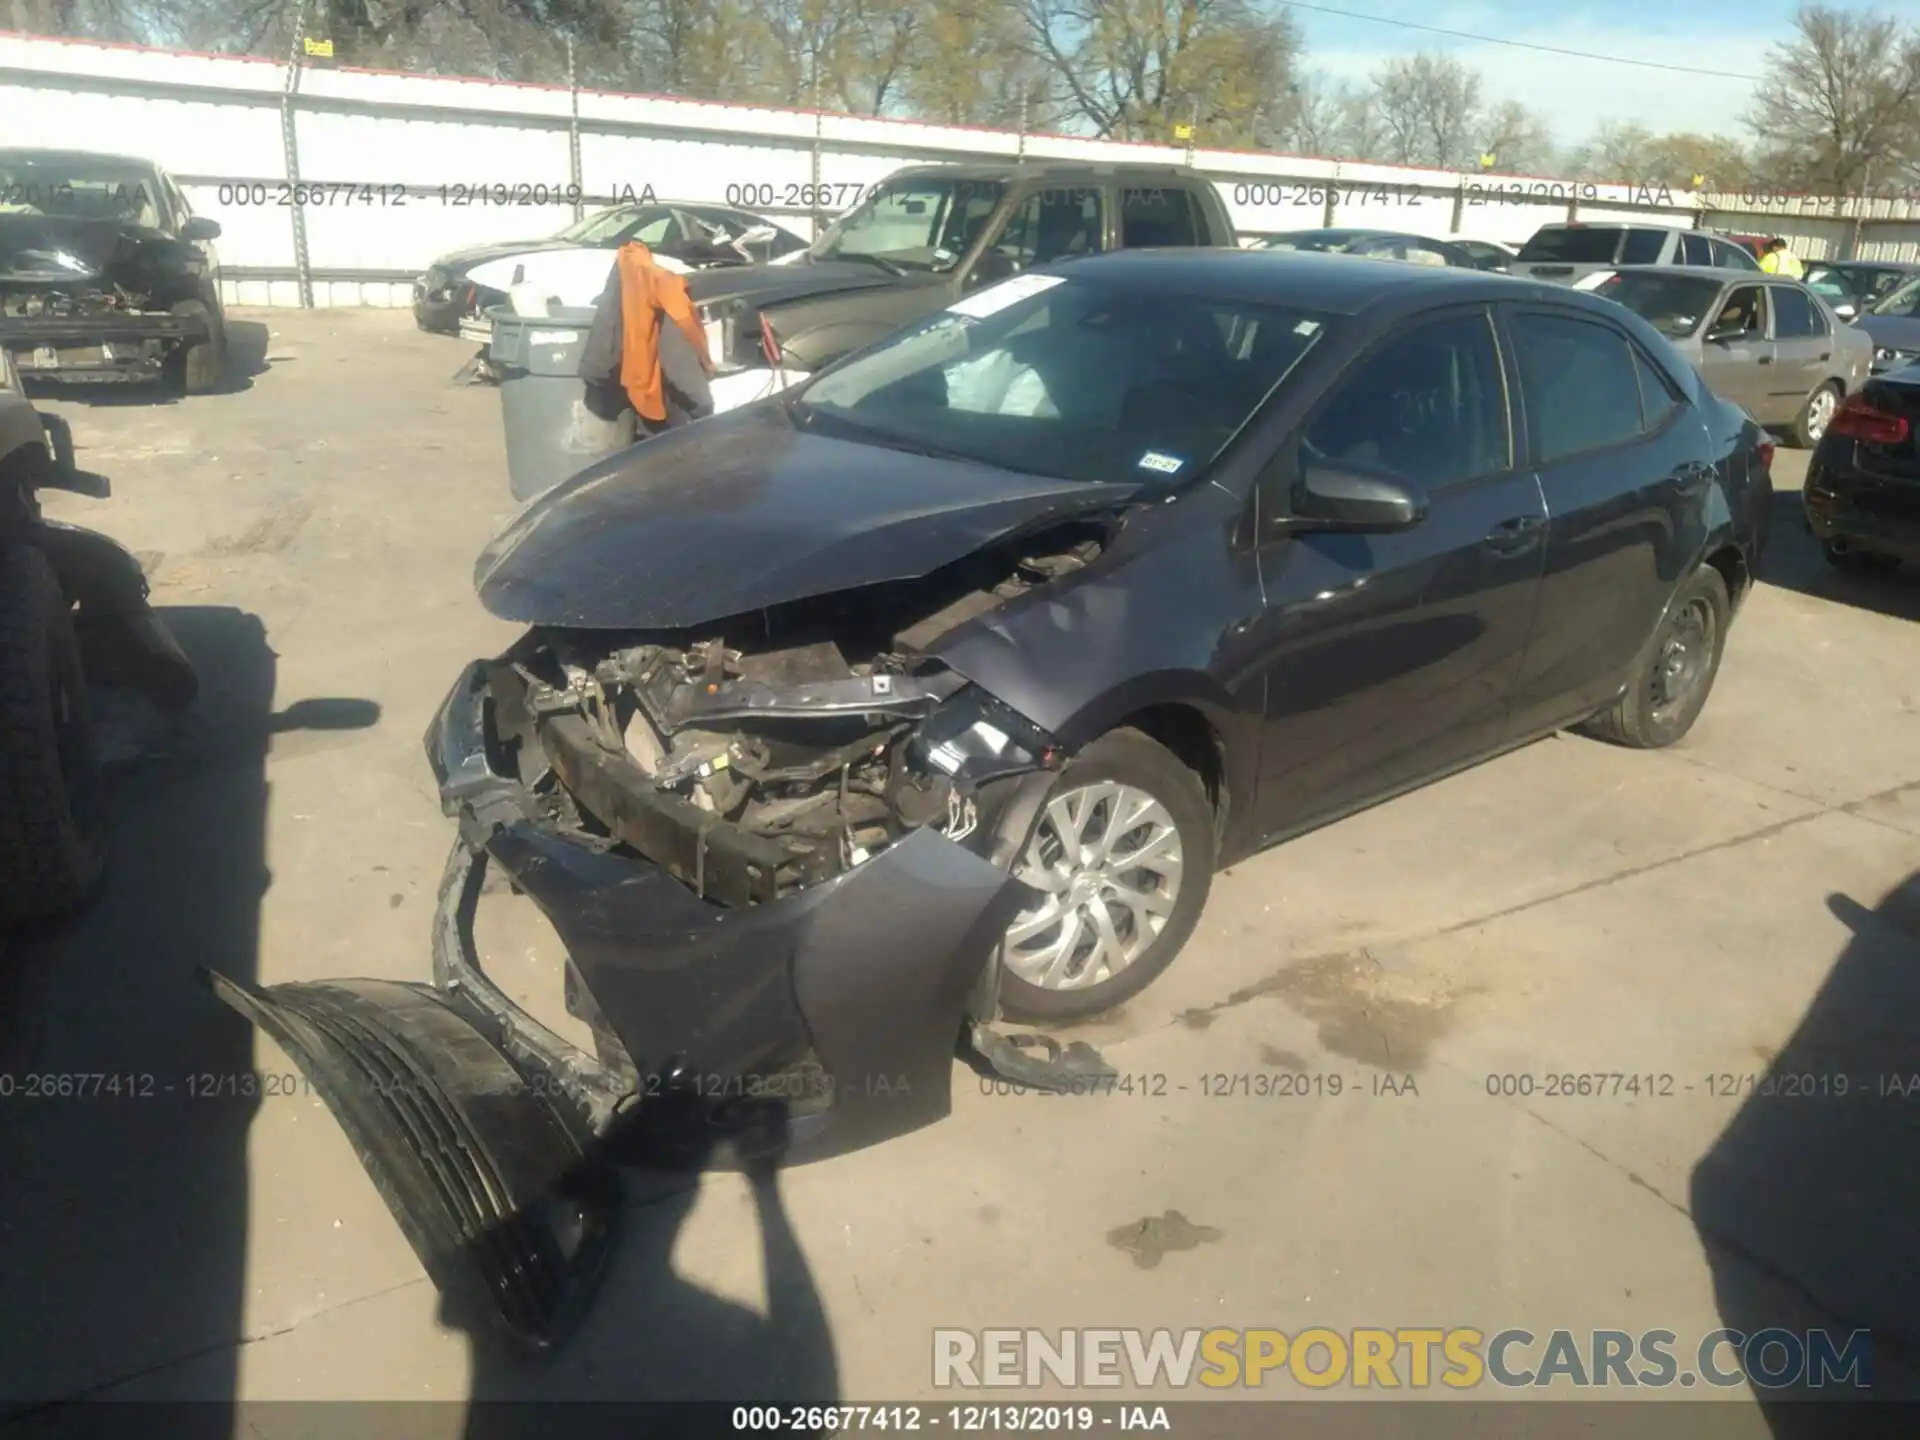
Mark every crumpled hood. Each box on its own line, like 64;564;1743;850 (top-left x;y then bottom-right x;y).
683;259;902;310
0;214;171;284
474;404;1140;629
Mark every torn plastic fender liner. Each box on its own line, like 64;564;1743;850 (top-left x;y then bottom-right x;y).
199;970;620;1353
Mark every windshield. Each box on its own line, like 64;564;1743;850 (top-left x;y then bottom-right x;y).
1803;266;1852;301
558;205;663;245
807;177;1006;272
1517;228;1622;264
791;273;1330;485
1594;272;1727;338
1870;276;1920;318
0;152;164;228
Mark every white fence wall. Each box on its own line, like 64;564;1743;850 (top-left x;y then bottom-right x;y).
4;31;1918;308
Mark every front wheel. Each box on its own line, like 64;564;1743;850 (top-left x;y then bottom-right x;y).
0;545;106;928
1576;565;1730;750
997;728;1216;1024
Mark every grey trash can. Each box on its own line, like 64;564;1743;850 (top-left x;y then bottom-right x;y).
488;305;635;502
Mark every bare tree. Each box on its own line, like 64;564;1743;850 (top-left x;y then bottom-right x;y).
1477;99;1556;176
1746;4;1920;195
1371;51;1480;169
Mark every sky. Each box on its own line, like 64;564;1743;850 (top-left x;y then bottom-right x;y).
1288;0;1813;150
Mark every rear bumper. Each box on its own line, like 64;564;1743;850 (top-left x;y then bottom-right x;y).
206;657;1034;1346
1806;464;1920;563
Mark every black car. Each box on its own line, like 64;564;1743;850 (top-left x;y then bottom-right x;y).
412;202;810;336
207;250;1772;1348
1253;228;1482;269
0;148;228;394
1804;365;1920;573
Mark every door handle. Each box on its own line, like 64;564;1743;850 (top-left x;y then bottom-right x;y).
1483;514;1544;553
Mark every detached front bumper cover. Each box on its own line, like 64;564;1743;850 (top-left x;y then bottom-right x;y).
203;659;1041;1349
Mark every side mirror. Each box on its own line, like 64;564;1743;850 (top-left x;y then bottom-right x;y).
966;250;1017;290
1704;324;1745;345
735;225;779;247
181;216;221;242
1276;458;1429;534
1835;302;1858;321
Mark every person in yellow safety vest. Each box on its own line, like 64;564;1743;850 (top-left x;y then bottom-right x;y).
1759;237;1805;279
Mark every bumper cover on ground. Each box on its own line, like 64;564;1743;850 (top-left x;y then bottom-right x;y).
206;659;1035;1346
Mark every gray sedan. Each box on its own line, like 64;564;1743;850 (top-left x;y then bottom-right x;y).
1587;266;1872;447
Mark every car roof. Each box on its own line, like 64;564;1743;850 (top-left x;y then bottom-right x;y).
0;148;161;170
1610;264;1793;284
1052;247;1606;316
884;160;1207;184
1531;220;1690;233
1266;228;1449;243
1824;259;1920;271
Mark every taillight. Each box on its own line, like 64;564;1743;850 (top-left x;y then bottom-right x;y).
1755;438;1775;471
1829;396;1912;445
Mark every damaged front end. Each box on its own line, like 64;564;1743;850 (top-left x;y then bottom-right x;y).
0;215;209;381
204;518;1121;1349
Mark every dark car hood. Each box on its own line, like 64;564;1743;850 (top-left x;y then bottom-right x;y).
1858;314;1920;349
683;259;904;310
0;213;173;284
474;405;1141;629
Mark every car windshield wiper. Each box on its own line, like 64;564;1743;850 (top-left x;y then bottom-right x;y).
833;252;909;277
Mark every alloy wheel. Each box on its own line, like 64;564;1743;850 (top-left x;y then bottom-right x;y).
1004;781;1185;991
1805;387;1838;441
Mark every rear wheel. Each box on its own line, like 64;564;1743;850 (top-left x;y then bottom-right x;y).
1577;565;1731;750
997;728;1215;1024
0;545;106;928
1791;382;1840;449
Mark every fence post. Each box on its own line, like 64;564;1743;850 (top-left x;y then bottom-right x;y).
280;3;314;308
810;65;824;239
567;36;584;221
1018;92;1028;161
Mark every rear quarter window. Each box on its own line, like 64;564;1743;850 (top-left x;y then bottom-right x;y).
1518;228;1623;264
1619;229;1670;264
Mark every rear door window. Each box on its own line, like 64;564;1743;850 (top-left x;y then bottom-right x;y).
1517;228;1622;264
1711;285;1768;338
1120;187;1202;248
1680;233;1713;266
1770;286;1819;339
1509;311;1649;463
1619;229;1669;264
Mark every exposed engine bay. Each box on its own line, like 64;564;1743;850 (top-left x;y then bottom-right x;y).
486;518;1115;906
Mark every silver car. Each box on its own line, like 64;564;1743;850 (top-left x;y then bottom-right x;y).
1587;266;1872;446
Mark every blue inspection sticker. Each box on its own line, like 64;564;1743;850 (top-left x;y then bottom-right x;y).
1137;450;1185;475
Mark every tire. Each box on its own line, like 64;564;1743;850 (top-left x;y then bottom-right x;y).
997;728;1215;1024
1822;539;1898;576
161;298;228;396
0;545;106;928
1790;381;1840;449
1577;565;1730;750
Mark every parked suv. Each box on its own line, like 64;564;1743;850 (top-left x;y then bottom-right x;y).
684;161;1239;410
1512;223;1761;287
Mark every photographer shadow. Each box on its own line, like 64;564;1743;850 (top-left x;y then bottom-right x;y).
1691;871;1920;1434
456;1100;842;1439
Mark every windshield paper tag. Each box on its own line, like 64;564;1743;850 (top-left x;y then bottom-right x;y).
1137;451;1185;475
947;273;1067;320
